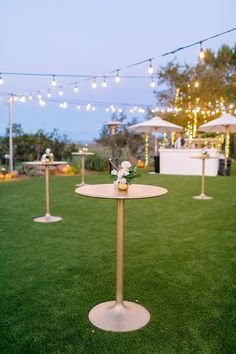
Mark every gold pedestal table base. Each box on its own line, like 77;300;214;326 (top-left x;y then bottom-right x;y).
76;184;167;332
193;193;213;200
89;301;150;332
72;151;94;187
24;161;67;222
34;213;62;223
191;155;216;201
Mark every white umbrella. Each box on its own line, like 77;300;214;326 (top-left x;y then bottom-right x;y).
199;114;236;170
129;116;183;157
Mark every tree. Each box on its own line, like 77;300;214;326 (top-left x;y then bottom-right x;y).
154;44;236;138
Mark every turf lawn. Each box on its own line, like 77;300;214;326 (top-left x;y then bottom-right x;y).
0;165;236;354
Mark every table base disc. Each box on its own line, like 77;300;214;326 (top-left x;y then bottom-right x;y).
88;301;150;332
193;194;213;200
76;182;86;187
33;214;62;223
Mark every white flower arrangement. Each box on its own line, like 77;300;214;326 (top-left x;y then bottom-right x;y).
41;148;54;163
110;160;138;185
201;149;210;158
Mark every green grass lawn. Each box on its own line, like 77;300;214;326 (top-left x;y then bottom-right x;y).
0;166;236;354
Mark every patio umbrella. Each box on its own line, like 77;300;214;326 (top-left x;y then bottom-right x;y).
129;116;183;172
199;114;236;171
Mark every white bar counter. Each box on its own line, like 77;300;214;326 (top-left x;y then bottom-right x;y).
159;148;219;176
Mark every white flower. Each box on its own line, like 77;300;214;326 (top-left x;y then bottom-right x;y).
118;169;127;179
121;161;131;169
120;178;127;184
111;169;118;176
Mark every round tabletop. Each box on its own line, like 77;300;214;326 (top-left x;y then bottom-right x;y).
24;161;68;166
75;184;168;200
190;155;218;159
72;152;95;156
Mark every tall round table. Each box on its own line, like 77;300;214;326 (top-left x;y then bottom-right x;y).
191;155;216;200
25;161;67;222
75;183;168;332
72;151;94;187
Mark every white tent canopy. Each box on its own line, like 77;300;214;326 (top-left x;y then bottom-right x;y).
129;116;183;134
129;116;183;157
198;114;236;133
199;114;236;171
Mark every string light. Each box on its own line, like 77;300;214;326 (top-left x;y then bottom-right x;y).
76;104;80;110
0;74;4;85
28;95;32;100
148;60;154;74
92;77;97;89
115;70;120;83
37;93;42;99
102;77;107;88
51;75;57;87
39;99;46;106
74;83;79;93
47;90;52;98
194;81;199;88
19;96;26;103
150;77;155;88
59;87;63;96
199;42;205;60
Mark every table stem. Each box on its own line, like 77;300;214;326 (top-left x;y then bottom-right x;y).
81;156;85;184
45;165;50;215
201;158;205;195
116;199;125;304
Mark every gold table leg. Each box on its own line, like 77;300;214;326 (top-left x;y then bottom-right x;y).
88;199;150;332
76;156;87;187
193;158;213;200
34;165;62;223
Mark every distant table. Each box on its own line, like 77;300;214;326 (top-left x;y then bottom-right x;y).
76;184;168;332
25;161;67;222
190;156;216;200
72;151;94;187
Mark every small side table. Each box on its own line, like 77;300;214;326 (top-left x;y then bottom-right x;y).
191;155;216;200
76;184;168;332
72;151;94;187
25;161;67;222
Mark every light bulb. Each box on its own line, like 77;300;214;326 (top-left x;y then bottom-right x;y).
148;60;154;74
130;109;134;113
150;78;155;88
118;108;123;113
102;77;107;88
194;81;199;88
199;43;205;60
19;96;26;103
59;87;63;96
92;77;97;89
115;70;120;83
0;74;4;85
13;96;18;102
74;83;79;93
92;106;96;111
47;90;52;98
106;108;110;112
37;93;42;99
76;104;80;110
39;99;46;106
51;75;57;87
63;101;67;108
29;95;32;100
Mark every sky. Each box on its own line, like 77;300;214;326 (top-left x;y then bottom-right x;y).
0;0;235;142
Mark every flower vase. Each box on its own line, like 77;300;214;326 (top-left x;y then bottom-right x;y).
118;183;129;191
